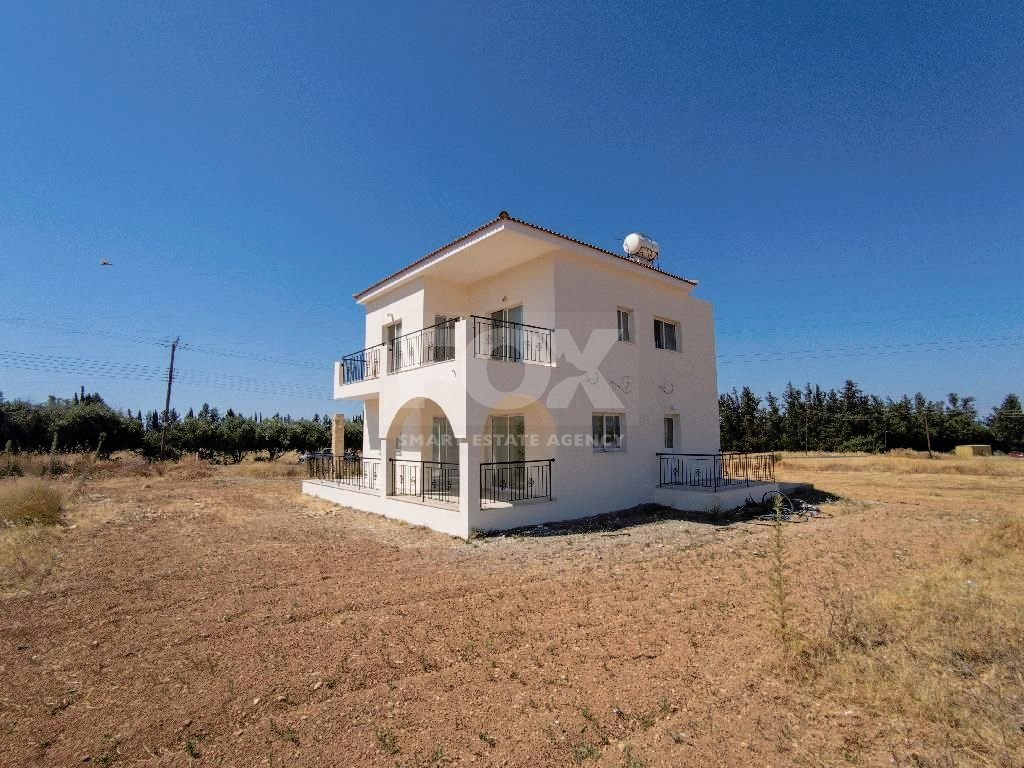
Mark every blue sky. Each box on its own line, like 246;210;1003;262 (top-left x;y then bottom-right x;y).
1;0;1022;419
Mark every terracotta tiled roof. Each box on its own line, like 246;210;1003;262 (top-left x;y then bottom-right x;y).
352;211;698;301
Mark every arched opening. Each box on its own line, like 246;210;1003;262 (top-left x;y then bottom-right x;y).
384;397;460;505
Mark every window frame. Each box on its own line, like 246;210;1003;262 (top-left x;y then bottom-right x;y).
663;416;675;450
592;412;626;453
653;317;679;352
616;307;634;343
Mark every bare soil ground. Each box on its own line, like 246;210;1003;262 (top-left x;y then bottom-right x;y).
1;454;1022;767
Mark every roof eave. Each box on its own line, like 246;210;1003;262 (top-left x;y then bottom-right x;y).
352;211;698;304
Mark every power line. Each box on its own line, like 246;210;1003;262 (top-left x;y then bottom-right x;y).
0;349;326;394
5;311;1023;372
0;350;331;401
717;308;1023;338
0;316;324;369
718;294;1021;323
710;258;1020;291
717;335;1024;364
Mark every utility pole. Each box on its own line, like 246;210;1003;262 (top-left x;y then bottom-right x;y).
160;337;180;460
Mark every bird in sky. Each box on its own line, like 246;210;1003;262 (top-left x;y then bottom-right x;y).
99;259;112;266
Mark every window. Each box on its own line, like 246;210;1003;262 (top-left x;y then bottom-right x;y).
664;416;675;450
592;412;625;452
617;308;633;342
654;318;678;351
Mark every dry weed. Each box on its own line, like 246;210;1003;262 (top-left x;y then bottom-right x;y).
777;451;1024;478
803;515;1024;766
165;459;214;481
0;478;63;526
222;460;303;479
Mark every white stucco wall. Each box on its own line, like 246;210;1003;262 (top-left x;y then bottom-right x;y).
314;224;726;536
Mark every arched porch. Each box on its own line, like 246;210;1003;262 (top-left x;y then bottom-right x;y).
383;396;461;506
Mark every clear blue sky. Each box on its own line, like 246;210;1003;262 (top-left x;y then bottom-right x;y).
1;0;1022;419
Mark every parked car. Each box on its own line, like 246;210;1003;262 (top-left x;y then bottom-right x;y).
1009;451;1024;459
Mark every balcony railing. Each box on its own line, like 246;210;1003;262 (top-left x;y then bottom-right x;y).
471;316;552;365
306;454;381;491
388;319;457;374
657;452;775;491
389;459;459;504
480;458;554;505
341;345;384;384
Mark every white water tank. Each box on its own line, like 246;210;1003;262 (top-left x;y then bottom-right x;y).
623;232;659;261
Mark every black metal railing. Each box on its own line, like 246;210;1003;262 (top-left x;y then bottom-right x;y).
340;344;384;384
471;315;552;364
657;452;775;490
480;459;554;505
387;319;458;373
306;454;381;491
388;459;459;504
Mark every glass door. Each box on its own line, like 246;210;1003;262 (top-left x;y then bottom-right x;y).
386;321;403;371
488;414;525;501
490;305;523;361
431;416;456;464
489;414;525;463
433;315;455;362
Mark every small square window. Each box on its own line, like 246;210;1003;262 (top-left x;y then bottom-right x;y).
654;318;678;351
617;308;633;343
592;412;626;452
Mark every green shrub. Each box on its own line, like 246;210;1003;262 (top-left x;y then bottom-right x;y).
835;435;882;453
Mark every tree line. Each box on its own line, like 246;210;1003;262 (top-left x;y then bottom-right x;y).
0;389;363;462
3;381;1021;461
720;381;1023;453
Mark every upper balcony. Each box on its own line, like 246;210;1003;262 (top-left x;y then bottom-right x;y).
334;316;554;398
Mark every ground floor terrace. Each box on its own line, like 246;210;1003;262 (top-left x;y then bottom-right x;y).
302;443;777;538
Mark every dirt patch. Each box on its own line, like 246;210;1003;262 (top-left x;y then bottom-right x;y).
1;458;1022;766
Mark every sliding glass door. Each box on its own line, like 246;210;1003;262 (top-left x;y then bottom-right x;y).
431;416;457;464
489;414;525;463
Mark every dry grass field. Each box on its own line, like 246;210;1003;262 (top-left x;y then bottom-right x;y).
1;452;1022;767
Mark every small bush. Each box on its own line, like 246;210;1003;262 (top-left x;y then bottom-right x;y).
835;436;882;453
0;478;63;526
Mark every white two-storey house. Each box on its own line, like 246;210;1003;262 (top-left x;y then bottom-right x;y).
303;212;776;537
